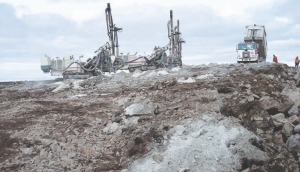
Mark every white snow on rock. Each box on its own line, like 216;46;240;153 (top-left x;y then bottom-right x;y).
52;81;69;92
128;115;268;172
103;72;114;77
21;148;34;155
171;67;181;72
139;70;170;78
196;74;214;80
177;77;195;83
102;122;123;135
132;72;143;78
73;80;84;89
168;125;185;136
124;99;155;116
122;116;140;126
157;70;169;75
69;94;87;99
145;71;158;78
116;70;130;74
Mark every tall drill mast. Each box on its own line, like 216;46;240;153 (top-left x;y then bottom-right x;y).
105;3;122;56
167;10;185;59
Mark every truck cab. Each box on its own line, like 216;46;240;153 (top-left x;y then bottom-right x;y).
236;42;260;63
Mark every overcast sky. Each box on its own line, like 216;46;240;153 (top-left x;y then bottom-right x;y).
0;0;299;81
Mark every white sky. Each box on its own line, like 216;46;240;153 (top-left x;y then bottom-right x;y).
0;0;285;22
0;0;298;81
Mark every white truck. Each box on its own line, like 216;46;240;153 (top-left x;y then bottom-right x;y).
236;24;267;63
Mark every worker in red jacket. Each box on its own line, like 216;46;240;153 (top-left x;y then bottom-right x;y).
295;56;299;67
273;54;278;63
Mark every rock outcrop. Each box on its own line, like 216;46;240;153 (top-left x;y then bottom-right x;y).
0;63;299;171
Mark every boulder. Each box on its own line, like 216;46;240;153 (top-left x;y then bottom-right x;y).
289;115;299;125
294;124;300;133
102;122;123;135
124;99;155;116
259;95;293;115
122;116;140;126
282;123;294;137
271;113;288;127
288;105;299;117
247;96;254;102
239;99;246;104
273;131;285;146
286;134;300;153
282;87;300;107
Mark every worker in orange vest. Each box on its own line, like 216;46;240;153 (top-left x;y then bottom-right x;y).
295;56;299;67
273;54;278;63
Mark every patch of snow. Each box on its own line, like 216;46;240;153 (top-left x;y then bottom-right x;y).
196;74;214;80
177;77;195;83
73;80;84;89
69;94;87;99
171;67;181;72
103;73;114;77
124;99;155;116
116;70;130;73
102;122;120;133
122;116;140;126
132;72;143;78
145;71;157;78
100;93;111;96
157;70;169;75
168;125;185;136
52;81;69;92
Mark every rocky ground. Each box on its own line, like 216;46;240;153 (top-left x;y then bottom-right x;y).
1;63;300;171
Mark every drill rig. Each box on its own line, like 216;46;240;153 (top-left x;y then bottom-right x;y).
86;3;125;73
145;10;185;70
40;4;185;78
41;3;126;78
166;10;185;67
124;10;185;72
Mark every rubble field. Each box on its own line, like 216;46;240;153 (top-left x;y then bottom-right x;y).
1;63;300;172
